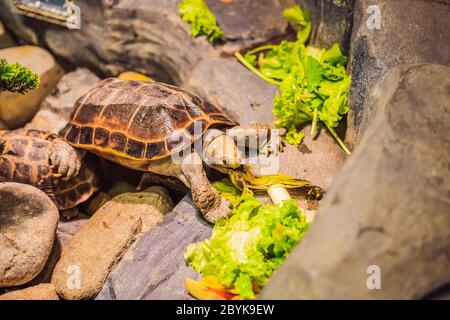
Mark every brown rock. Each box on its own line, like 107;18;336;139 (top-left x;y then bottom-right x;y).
51;186;174;300
26;68;100;133
0;46;63;129
0;182;59;287
261;64;450;299
0;283;58;300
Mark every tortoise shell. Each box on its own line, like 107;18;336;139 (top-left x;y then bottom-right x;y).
59;78;238;161
0;130;98;210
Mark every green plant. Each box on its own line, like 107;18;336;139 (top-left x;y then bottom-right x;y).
178;0;223;42
235;5;351;155
0;58;40;94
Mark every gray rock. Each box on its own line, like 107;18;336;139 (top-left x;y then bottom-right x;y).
0;183;59;287
295;0;354;53
347;0;450;143
96;195;211;300
26;68;100;134
261;64;450;299
205;0;288;44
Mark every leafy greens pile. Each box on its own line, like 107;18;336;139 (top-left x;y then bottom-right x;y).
0;58;40;94
235;5;351;154
178;0;223;42
184;179;309;299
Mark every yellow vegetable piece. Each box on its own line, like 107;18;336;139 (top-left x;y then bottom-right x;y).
118;71;154;82
185;277;242;300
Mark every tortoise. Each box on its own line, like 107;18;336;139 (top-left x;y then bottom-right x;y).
0;129;98;210
59;78;267;223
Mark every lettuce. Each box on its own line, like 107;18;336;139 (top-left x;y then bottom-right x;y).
235;5;352;155
184;182;309;299
178;0;223;42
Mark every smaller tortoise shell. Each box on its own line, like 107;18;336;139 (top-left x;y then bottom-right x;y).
0;130;98;210
59;79;238;161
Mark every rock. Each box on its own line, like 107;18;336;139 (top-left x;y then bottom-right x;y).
0;46;63;129
0;283;58;300
0;182;59;287
185;55;278;126
347;0;450;143
28;218;89;285
0;19;15;49
26;68;100;133
57;218;89;248
295;0;354;53
52;186;174;300
261;64;450;299
96;195;211;300
205;0;288;44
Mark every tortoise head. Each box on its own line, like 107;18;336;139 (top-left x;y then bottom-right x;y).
202;129;242;172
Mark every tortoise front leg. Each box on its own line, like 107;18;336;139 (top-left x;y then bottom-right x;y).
181;153;231;223
48;137;82;180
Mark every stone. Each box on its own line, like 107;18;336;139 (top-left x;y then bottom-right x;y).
52;186;174;300
0;19;15;49
347;0;450;143
205;0;288;44
261;64;450;299
26;68;100;133
57;218;89;248
0;45;63;129
96;195;211;300
28;218;88;285
295;0;354;53
0;182;59;287
0;283;58;300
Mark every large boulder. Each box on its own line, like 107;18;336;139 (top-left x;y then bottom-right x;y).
261;64;450;299
0;46;63;129
0;183;59;287
347;0;450;143
26;68;100;133
96;195;211;300
52;186;174;300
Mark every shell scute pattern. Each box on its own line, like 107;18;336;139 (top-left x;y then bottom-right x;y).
61;78;237;161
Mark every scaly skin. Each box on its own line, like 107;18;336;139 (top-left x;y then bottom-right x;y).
180;152;231;223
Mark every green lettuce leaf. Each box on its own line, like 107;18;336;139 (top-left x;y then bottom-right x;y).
184;189;309;299
178;0;223;42
236;5;352;155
